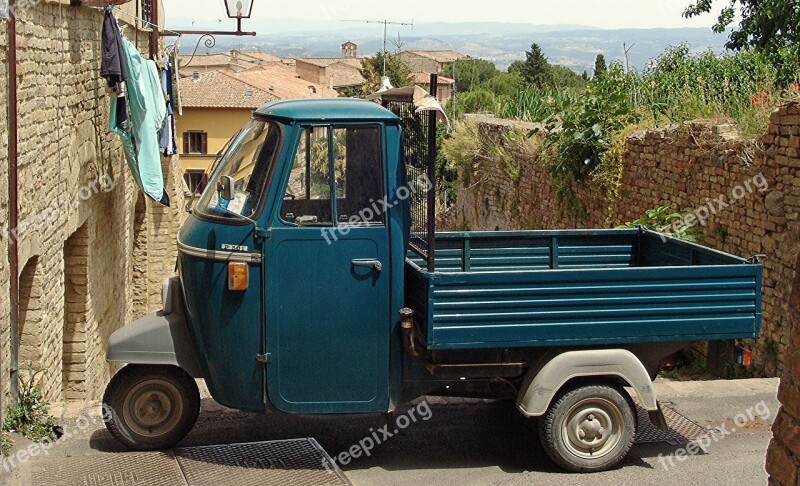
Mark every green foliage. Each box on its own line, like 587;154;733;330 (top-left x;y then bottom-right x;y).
0;433;12;457
518;43;553;88
360;52;413;95
494;89;579;122
619;205;703;241
683;0;800;83
443;59;499;93
593;54;607;77
639;45;780;137
477;72;525;97
441;118;483;183
550;65;588;89
543;64;640;179
3;370;59;442
457;90;496;114
659;349;708;380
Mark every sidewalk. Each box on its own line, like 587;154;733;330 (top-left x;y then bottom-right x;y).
4;377;780;485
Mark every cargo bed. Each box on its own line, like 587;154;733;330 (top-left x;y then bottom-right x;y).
405;229;762;350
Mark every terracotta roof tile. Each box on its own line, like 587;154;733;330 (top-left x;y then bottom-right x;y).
232;64;339;100
412;72;455;86
180;70;277;109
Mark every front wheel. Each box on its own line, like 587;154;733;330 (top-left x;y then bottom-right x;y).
538;383;636;473
103;365;200;451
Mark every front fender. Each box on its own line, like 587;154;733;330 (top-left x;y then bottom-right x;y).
516;349;657;417
107;312;204;378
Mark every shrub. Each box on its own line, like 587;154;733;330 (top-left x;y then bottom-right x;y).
3;370;59;442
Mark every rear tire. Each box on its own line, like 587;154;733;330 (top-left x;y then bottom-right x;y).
103;365;200;451
538;383;635;473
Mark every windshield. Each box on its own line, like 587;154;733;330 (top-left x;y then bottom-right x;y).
196;118;282;221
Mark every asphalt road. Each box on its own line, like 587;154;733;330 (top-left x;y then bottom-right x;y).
6;378;778;485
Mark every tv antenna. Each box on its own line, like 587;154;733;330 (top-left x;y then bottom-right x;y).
342;19;414;76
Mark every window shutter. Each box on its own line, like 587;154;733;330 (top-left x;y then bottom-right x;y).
183;133;190;154
201;133;208;154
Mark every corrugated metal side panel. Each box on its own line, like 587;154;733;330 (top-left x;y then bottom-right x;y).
428;265;761;349
408;232;638;272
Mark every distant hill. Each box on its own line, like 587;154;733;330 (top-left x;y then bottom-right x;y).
171;20;730;73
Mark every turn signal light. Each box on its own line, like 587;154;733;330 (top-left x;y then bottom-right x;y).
228;262;249;291
735;346;752;367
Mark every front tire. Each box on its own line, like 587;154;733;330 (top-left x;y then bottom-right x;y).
539;383;636;473
103;365;200;451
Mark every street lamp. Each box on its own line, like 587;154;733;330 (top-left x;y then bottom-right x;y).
223;0;254;35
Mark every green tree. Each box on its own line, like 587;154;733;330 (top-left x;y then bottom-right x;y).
443;58;499;93
684;0;800;81
360;52;413;95
518;43;552;88
478;72;525;97
594;54;607;77
550;65;588;89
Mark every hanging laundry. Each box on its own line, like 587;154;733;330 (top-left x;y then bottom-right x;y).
160;55;178;156
101;7;128;126
171;38;183;116
110;36;170;206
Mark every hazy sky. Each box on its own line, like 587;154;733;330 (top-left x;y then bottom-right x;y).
164;0;732;30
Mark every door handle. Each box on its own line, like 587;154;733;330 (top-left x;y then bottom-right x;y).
351;259;383;273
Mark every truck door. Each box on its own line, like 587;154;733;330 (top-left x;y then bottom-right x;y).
266;125;390;414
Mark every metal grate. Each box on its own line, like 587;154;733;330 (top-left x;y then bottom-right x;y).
23;452;185;486
174;438;351;486
381;78;439;270
635;402;708;445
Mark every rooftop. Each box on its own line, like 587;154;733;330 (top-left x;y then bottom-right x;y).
256;98;400;122
232;64;339;100
400;50;467;63
180;70;277;109
412;72;455;86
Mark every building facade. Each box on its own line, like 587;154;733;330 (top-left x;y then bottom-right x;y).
1;0;184;415
398;50;467;74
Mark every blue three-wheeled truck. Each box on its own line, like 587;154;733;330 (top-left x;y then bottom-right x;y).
102;98;762;473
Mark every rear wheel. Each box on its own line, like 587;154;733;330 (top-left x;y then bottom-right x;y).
103;365;200;451
538;383;635;473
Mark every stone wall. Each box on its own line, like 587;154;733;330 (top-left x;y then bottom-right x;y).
442;106;800;378
0;2;184;412
0;18;10;411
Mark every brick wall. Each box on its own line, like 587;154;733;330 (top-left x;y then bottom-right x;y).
442;106;800;378
0;2;185;411
0;18;11;410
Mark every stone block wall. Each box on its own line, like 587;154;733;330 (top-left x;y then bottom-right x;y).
441;106;800;378
0;2;185;412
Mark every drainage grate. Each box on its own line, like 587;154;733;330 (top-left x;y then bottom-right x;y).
22;452;185;486
174;438;351;486
635;402;708;445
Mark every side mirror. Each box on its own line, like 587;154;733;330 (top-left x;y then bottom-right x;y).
218;175;235;201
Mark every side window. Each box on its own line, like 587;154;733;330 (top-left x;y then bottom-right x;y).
281;125;385;227
282;127;333;225
335;127;384;226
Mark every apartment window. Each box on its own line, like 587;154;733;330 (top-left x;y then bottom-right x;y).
141;0;152;23
183;170;209;195
183;131;208;155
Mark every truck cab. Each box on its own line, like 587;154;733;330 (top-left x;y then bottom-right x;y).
103;98;762;473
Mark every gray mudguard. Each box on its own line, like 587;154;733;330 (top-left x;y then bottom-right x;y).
516;349;657;417
107;278;203;378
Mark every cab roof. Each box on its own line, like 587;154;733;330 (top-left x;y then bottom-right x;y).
255;98;400;123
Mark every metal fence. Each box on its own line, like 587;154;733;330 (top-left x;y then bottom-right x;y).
381;76;438;271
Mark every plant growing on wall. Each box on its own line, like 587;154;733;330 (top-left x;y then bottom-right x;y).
619;205;703;241
2;370;59;442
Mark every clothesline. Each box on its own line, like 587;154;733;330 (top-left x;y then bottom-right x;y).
87;4;184;38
